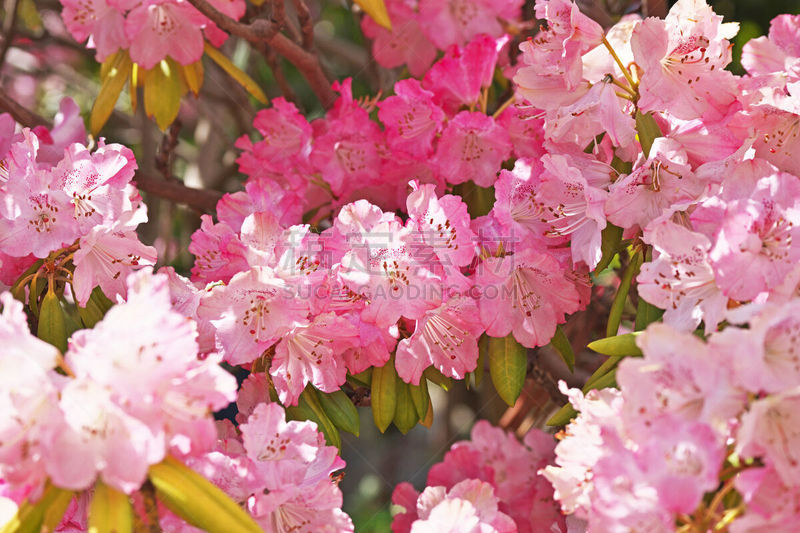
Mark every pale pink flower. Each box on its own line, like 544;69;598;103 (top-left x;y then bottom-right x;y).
406;480;516;533
618;324;745;437
269;313;359;406
188;215;250;284
60;0;129;61
637;218;727;333
631;0;739;119
475;248;582;349
395;295;483;385
731;466;800;532
605;137;701;230
736;388;800;487
200;266;310;365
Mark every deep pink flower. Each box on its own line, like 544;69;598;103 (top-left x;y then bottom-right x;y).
434;111;511;187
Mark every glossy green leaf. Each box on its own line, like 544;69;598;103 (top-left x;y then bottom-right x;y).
488;335;527;406
393;380;419;434
318;389;360;437
635;110;662;158
371;356;397;433
0;484;73;533
409;379;430;420
549;324;575;372
38;288;68;353
593;223;623;274
77;286;114;328
149;456;262;533
606;250;644;338
423;367;452;391
587;332;643;357
287;387;341;449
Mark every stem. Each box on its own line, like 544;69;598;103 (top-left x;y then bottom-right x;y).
602;37;637;92
492;95;516;119
610;77;636;97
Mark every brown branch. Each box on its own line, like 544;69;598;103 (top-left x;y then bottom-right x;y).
291;0;314;50
0;88;50;128
186;0;335;108
260;45;298;103
155;120;182;181
134;172;222;213
271;0;286;29
0;0;20;70
643;0;667;18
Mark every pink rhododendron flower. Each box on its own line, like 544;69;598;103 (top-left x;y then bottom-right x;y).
417;0;522;50
475;248;583;348
361;0;437;77
124;0;208;68
637;218;727;333
435;111;511;187
60;0;129;61
632;0;739;120
378;80;445;158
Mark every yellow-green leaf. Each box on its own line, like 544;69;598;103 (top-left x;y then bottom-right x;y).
76;286;114;329
587;332;643;357
371;356;397;433
143;59;185;131
91;51;132;135
606;249;644;337
474;334;487;387
317;389;360;437
635;110;662;158
409;379;430;420
393;380;419;434
354;0;392;30
203;43;267;104
423;367;452;391
286;387;341;449
88;481;133;533
148;456;262;533
1;484;73;533
38;288;68;353
593;223;623;274
549;324;575;372
420;398;434;427
181;60;204;96
489;335;527;406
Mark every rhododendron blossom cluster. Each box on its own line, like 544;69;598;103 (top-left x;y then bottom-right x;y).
4;0;800;530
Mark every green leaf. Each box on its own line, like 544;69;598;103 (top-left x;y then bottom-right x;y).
149;456;262;533
371;356;397;433
317;389;360;437
409;379;430;420
77;286;114;328
353;0;392;30
203;43;268;104
0;484;73;533
635;110;662;158
587;332;643;357
634;246;663;330
89;481;133;533
348;368;372;388
423;367;452;391
549;324;575;372
593;223;623;274
488;335;527;406
606;250;644;338
474;334;487;387
144;59;185;131
635;299;664;331
393;380;419;434
38;288;68;353
91;51;132;135
290;387;341;449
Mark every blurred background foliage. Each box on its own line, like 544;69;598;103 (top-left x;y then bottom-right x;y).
1;0;799;531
